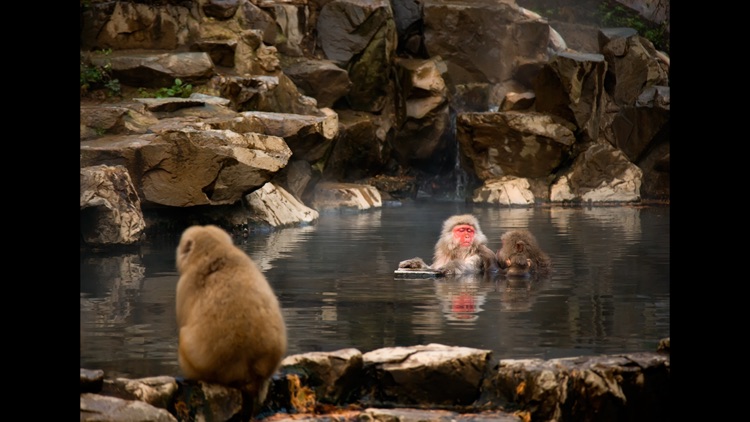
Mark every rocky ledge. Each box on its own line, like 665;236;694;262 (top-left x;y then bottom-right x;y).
80;339;670;421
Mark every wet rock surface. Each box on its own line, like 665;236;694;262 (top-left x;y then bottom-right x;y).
81;342;670;421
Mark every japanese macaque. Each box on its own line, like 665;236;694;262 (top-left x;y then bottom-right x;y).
175;225;287;410
496;229;551;277
399;214;499;275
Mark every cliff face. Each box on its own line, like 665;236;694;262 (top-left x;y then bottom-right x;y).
80;0;669;243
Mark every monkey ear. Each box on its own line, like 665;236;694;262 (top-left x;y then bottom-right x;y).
179;239;194;261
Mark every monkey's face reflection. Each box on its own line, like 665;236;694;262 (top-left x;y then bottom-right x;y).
437;277;486;323
451;292;476;317
452;224;475;247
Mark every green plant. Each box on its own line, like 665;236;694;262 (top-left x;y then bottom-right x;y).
155;78;193;98
597;2;669;53
137;87;154;97
80;49;121;97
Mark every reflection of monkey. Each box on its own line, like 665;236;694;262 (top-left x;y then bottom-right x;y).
435;273;491;323
500;277;535;312
175;225;287;409
496;230;551;277
399;214;498;275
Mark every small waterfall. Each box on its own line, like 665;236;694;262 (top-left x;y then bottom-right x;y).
449;106;470;201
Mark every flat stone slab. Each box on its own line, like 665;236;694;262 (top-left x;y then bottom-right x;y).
394;268;444;279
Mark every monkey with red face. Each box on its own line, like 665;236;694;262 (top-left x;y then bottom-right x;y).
399;214;499;275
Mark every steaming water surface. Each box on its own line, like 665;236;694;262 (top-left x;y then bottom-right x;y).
80;201;670;379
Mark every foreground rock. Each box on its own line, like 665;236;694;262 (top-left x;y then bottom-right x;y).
80;341;670;421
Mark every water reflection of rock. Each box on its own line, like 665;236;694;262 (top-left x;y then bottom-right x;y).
239;225;317;272
548;206;642;296
481;207;534;232
81;250;183;378
550;207;642;242
435;274;492;325
80;253;146;324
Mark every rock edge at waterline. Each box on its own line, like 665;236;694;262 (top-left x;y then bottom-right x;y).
81;339;670;421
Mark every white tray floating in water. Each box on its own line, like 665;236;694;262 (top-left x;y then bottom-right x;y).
393;268;444;279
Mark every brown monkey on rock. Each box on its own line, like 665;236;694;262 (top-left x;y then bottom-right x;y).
496;229;551;277
399;214;499;275
175;225;287;415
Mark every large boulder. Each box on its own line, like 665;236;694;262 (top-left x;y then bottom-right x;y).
88;50;215;88
245;182;319;227
80;127;292;207
80;101;158;140
472;176;536;206
241;109;338;163
422;0;549;85
317;0;397;112
322;109;392;182
80;1;199;50
361;344;491;406
282;58;352;108
533;51;607;143
549;142;643;203
80;164;146;246
457;111;576;180
600;29;669;107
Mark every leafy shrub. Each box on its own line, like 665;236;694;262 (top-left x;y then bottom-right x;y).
597;2;669;53
80;49;121;97
156;79;193;98
137;79;194;98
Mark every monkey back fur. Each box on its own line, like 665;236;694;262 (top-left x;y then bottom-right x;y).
496;229;551;276
175;225;287;406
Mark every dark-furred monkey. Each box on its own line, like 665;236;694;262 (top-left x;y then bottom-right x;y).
497;229;551;277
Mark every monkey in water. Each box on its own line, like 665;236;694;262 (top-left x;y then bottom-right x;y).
496;229;551;277
175;225;287;412
399;214;499;275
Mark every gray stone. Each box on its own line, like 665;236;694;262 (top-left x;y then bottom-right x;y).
80;393;177;422
100;376;178;410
